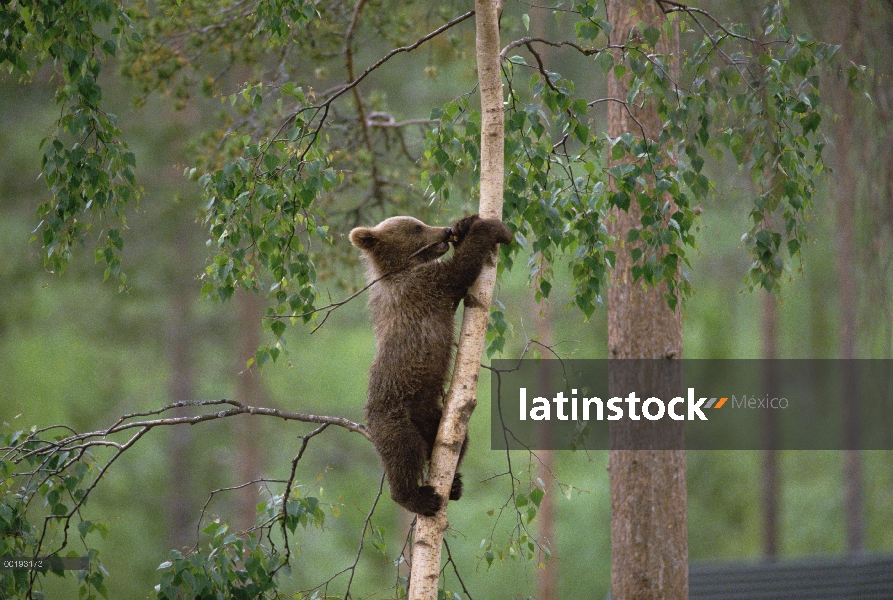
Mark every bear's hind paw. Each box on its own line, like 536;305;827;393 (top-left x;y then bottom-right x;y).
410;485;443;517
449;473;463;501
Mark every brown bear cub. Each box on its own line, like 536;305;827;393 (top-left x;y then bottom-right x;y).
350;214;512;516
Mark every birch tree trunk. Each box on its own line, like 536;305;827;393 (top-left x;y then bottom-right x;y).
605;1;688;598
407;0;504;597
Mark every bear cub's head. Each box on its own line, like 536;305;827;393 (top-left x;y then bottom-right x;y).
350;216;452;275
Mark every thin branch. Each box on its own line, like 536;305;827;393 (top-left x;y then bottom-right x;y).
28;426;149;594
500;36;621;59
278;423;330;571
524;41;560;93
290;472;386;597
365;113;440;128
514;0;580;12
657;0;760;44
6;400;368;465
478;339;574;568
304;271;390;333
106;401;368;438
268;237;456;332
654;0;759;88
323;10;475;102
344;472;386;596
195;477;289;548
237;11;478;288
587;96;648;138
344;0;380;197
443;538;474;600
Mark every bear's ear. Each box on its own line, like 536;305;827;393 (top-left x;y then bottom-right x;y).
349;227;378;250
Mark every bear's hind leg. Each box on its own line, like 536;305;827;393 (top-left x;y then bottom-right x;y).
372;420;442;516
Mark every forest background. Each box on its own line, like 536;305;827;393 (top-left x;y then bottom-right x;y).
1;0;892;598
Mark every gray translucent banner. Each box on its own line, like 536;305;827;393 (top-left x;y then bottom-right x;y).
489;360;893;450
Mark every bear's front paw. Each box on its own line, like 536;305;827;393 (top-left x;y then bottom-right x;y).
449;214;480;246
478;218;513;245
414;485;444;517
449;473;463;501
494;221;513;245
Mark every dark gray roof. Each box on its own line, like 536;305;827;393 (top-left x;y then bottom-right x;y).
690;555;893;600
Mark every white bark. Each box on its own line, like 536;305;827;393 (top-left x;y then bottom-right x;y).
407;0;504;597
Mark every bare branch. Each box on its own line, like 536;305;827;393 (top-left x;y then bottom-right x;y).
500;36;618;59
365;112;440;128
5;400;368;466
278;422;331;570
27;426;149;594
443;538;474;600
503;36;677;113
344;0;381;197
656;0;760;45
196;477;290;549
587;96;649;141
259;10;475;191
291;472;387;598
524;41;561;93
653;0;760;89
315;10;475;106
268;238;458;332
344;472;386;596
107;400;368;438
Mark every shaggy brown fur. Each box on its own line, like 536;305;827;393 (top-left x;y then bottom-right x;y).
350;214;512;515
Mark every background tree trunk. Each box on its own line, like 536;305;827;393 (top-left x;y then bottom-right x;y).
534;298;558;599
605;1;687;598
407;0;504;597
234;291;266;531
761;292;779;559
164;224;198;551
829;0;865;556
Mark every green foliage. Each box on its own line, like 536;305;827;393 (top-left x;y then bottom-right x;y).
419;4;837;316
1;419;336;599
154;523;281;600
673;4;836;292
2;0;139;285
7;0;843;328
486;302;511;357
153;488;330;599
479;482;548;573
119;1;459;349
121;0;319;104
0;427;110;599
195;81;339;364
